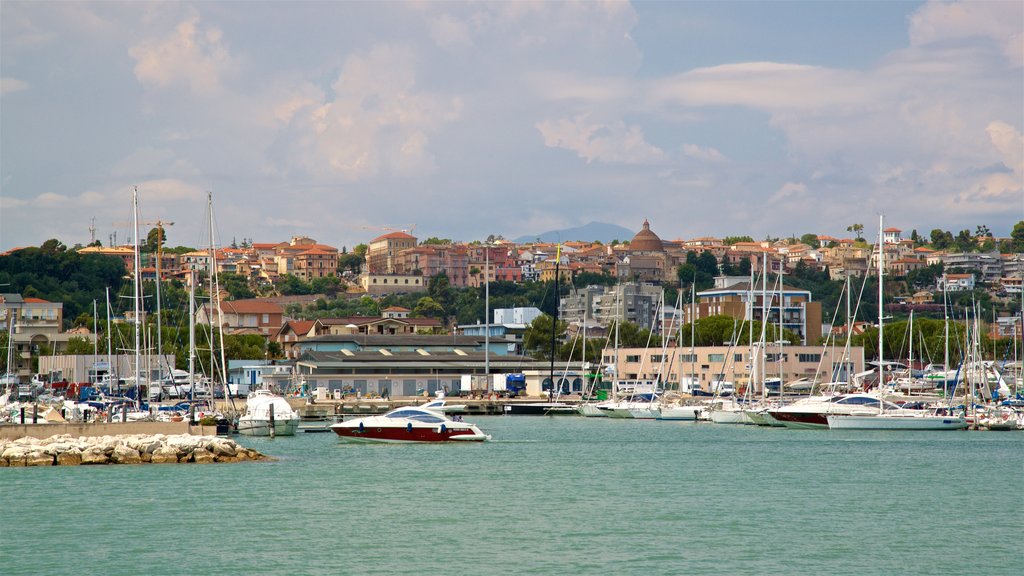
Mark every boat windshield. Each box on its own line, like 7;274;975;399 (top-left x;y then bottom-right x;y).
386;409;445;423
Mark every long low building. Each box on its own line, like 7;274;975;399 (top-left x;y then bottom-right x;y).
280;334;581;397
605;343;865;394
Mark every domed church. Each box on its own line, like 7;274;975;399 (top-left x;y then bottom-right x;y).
615;219;683;283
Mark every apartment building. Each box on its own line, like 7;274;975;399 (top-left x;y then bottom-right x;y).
367;231;417;274
684;276;822;345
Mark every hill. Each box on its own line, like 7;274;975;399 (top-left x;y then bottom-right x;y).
513;221;635;244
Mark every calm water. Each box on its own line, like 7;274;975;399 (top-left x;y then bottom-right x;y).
2;417;1021;575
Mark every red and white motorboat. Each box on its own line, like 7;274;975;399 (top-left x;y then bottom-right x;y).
330;406;490;443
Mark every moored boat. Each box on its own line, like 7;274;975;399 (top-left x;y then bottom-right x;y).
330;406;490;442
237;389;300;436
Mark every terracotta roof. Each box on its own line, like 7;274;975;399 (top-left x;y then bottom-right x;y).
279;320;315;336
218;299;283;314
382;306;411;312
883;227;902;233
23;297;52;303
371;232;417;242
629;219;664;251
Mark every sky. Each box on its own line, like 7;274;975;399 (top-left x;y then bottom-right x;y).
1;1;1022;252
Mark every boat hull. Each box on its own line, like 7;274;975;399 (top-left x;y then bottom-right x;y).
504;402;577;416
768;411;829;429
826;414;968;430
331;424;488;443
577;403;608;417
237;417;300;437
657;405;702;420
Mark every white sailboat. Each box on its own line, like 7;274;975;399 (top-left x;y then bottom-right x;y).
826;216;966;431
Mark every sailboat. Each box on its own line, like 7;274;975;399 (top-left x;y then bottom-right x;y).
826;216;966;430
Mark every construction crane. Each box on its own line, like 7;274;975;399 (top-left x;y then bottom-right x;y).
361;224;417;236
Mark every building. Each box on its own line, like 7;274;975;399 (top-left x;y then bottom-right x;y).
367;231;418;274
358;273;427;296
560;283;663;332
938;273;975;292
457;307;542;355
1;294;86;382
38;354;175;384
196;299;284;337
605;343;865;394
684;277;823;345
941;252;1002;283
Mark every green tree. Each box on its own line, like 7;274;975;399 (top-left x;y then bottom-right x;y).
64;336;95;355
353;244;369;259
144;226;167;253
846;223;864;240
338;252;364;274
954;229;974;252
412;296;445;318
723;236;754;245
1011;220;1024;252
930;229;954;250
799;233;820;249
421;237;452;245
219;272;255;299
523;314;568;360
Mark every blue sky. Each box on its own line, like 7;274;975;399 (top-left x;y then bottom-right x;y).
1;1;1021;252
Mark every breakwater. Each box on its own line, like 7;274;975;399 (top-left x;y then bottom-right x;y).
0;433;266;466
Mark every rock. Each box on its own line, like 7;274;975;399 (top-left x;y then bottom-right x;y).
141;452;152;463
81;447;109;465
151;446;178;464
27;450;55;466
2;446;28;466
192;448;215;464
209;439;237;457
57;449;83;466
111;445;141;465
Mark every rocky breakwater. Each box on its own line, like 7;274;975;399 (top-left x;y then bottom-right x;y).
0;434;268;467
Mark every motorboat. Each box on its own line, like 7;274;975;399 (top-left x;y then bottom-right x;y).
237;389;300;436
503;401;577;416
826;411;968;430
657;403;703;421
419;399;468;413
769;393;899;429
330;406;490;443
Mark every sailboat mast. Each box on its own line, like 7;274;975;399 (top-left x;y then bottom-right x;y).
878;214;885;397
484;244;490;394
132;186;142;409
549;245;560;397
105;288;113;382
189;271;196;398
208;192;232;408
690;283;695;391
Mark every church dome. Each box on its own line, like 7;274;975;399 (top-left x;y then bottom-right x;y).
630;219;664;251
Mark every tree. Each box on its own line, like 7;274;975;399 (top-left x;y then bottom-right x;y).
64;336;95;355
799;233;820;249
144;226;167;253
723;236;754;245
954;229;974;252
846;223;864;240
338;252;364;274
1011;220;1024;252
930;229;954;250
219;272;255;299
353;244;369;259
421;237;452;245
412;296;445;318
523;314;568;361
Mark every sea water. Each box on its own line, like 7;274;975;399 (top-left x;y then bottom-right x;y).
1;417;1020;575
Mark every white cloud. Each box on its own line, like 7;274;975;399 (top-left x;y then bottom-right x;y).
910;0;1023;67
771;181;808;202
279;44;461;179
681;143;726;163
0;78;29;96
536;115;666;165
429;13;475;49
111;147;200;179
128;13;232;95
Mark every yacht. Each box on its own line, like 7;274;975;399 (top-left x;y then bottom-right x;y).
331;406;490;443
237;389;300;436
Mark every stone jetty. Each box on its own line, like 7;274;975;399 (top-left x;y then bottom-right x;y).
0;434;267;467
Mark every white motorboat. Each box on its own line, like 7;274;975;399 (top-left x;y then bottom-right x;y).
657;403;703;420
237;389;300;436
826;411;968;430
330;406;490;443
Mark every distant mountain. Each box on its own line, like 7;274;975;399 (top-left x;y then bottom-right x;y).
512;221;636;244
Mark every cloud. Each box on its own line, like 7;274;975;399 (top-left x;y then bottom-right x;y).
771;181;808;202
536;115;666;164
0;78;29;96
277;44;462;179
111;147;201;179
681;143;726;162
129;13;232;95
909;0;1023;67
265;217;315;228
429;13;475;49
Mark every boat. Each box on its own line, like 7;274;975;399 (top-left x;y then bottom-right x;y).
657;403;703;420
823;218;967;431
504;401;577;416
769;393;895;429
420;398;468;413
237;389;300;436
330;406;490;442
826;411;967;430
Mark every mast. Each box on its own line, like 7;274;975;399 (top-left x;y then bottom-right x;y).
484;243;490;394
690;282;696;392
189;271;196;401
92;300;98;358
155;228;165;383
778;255;785;396
105;288;113;384
132;186;142;409
549;245;561;398
208;192;232;409
749;263;757;399
943;282;950;398
877;214;885;405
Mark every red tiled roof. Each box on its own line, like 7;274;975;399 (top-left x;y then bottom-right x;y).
219;299;284;314
371;232;417;242
23;297;51;303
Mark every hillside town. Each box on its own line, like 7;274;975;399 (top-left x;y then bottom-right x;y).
1;219;1022;398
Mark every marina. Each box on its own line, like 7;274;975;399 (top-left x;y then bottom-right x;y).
1;415;1020;575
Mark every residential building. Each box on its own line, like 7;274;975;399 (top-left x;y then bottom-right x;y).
1;294;85;382
367;231;418;274
560;283;663;332
684;277;823;345
941;252;1002;283
196;299;284;337
938;273;975;292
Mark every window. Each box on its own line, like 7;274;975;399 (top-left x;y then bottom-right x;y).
651;355;664;363
262;314;269;324
625;355;641;363
708;354;725;362
798;353;821;363
679;354;697;363
734;354;744;362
